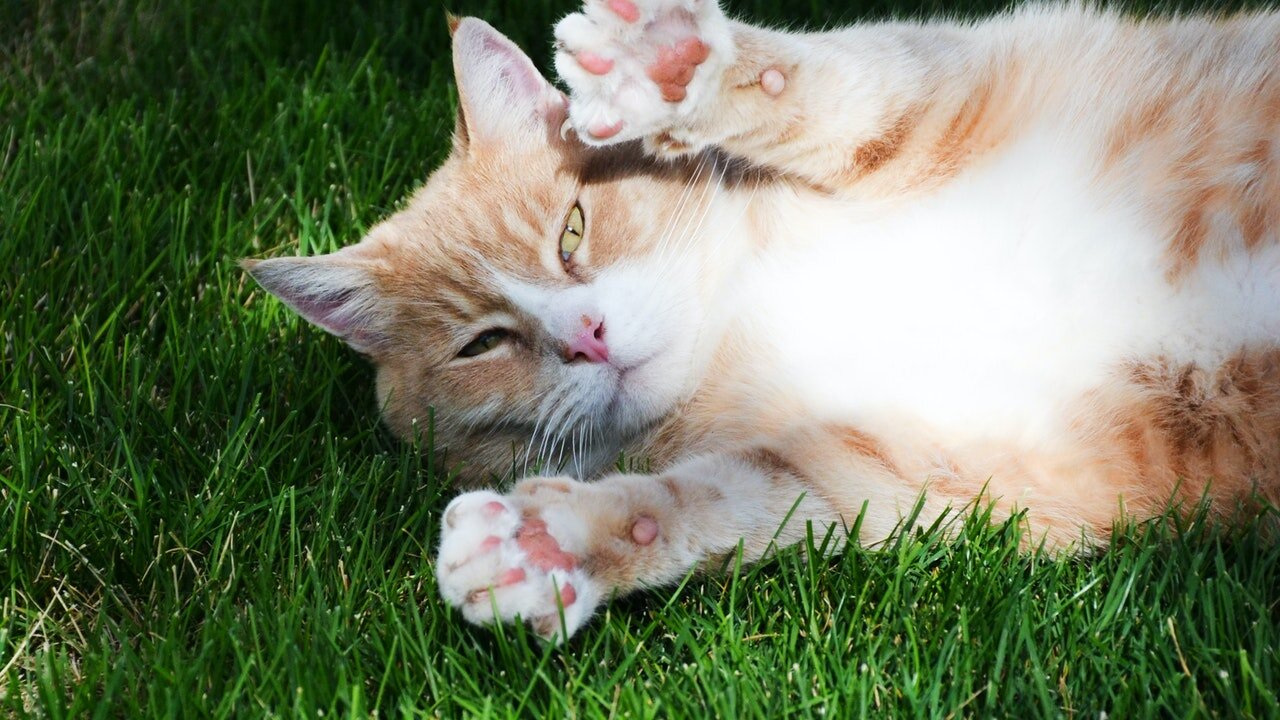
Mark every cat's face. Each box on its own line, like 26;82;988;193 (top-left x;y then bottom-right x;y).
246;19;716;481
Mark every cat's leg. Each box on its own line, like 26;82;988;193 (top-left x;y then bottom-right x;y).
435;426;934;641
554;0;999;193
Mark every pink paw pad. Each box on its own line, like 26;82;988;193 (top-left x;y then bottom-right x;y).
631;516;659;545
576;51;614;75
559;582;577;606
675;37;711;64
761;68;786;96
587;119;625;140
517;517;579;571
647;38;710;103
498;567;527;586
606;0;640;23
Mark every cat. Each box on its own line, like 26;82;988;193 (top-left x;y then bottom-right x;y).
243;0;1280;641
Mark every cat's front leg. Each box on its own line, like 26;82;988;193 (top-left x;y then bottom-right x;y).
555;1;994;194
435;450;844;641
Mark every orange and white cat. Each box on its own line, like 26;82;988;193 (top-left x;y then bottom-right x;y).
245;1;1280;640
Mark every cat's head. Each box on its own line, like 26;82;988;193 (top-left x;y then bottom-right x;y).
244;18;723;482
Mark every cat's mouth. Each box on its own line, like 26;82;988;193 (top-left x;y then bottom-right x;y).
615;355;653;381
602;353;660;420
616;350;662;385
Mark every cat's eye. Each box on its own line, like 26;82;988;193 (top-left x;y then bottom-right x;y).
559;203;584;263
457;329;510;358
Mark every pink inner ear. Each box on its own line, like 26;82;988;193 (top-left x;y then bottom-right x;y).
292;292;359;335
454;19;562;139
481;33;547;102
291;292;384;349
248;255;386;352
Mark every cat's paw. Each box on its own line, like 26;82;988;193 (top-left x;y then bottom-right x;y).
435;484;603;642
553;0;735;147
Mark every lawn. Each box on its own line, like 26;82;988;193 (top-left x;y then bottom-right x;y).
2;0;1278;716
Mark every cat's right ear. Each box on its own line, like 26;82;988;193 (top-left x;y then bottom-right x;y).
241;255;390;355
449;17;568;151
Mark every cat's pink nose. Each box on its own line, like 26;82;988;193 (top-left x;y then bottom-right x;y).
565;317;609;364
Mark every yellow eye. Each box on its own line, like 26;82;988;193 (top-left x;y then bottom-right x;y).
457;329;510;358
560;203;584;262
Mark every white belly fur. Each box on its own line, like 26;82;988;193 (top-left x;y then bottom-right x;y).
737;129;1280;446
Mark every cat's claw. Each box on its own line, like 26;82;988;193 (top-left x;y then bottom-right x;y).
436;486;603;641
554;0;735;147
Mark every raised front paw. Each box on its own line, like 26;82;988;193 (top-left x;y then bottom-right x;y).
553;0;735;147
435;483;603;642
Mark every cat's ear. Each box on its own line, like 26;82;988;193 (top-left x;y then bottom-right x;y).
450;17;567;149
242;254;390;354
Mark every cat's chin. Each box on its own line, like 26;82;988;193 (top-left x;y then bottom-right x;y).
603;354;682;437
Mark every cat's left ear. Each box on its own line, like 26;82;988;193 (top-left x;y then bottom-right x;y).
241;253;391;355
450;17;568;150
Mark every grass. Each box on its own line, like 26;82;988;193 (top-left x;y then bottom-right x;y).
2;0;1278;715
